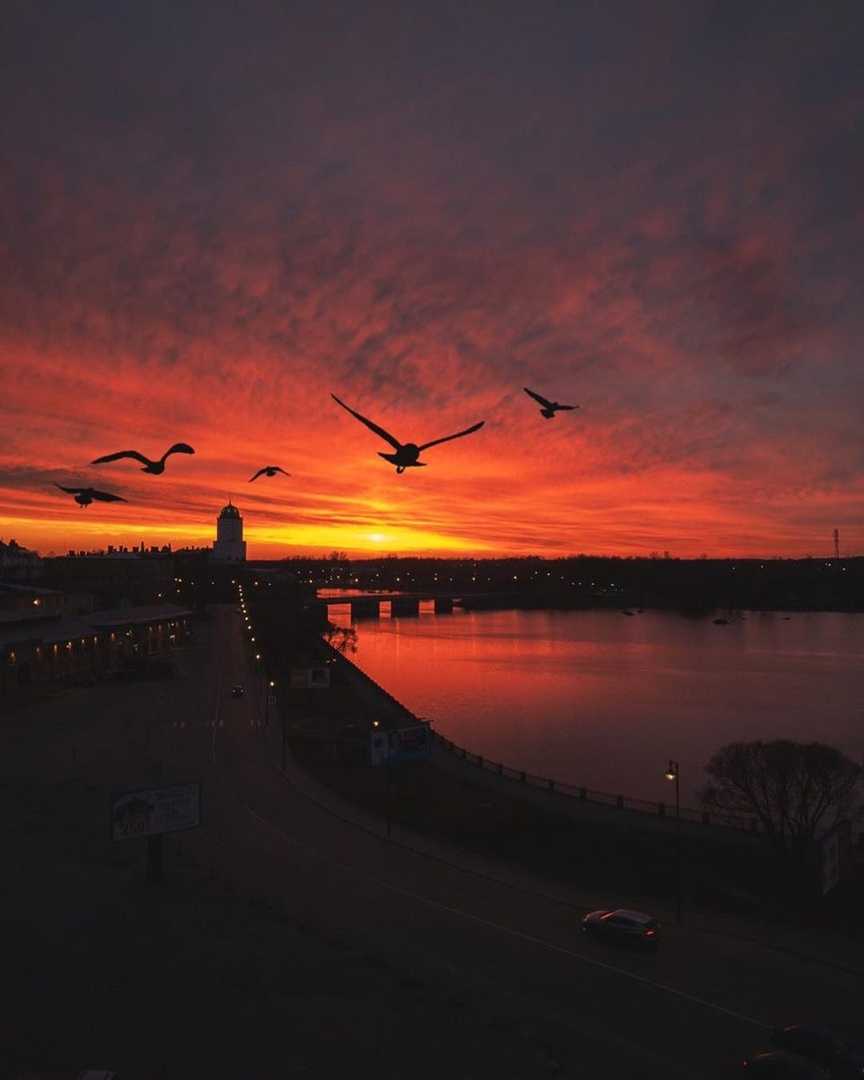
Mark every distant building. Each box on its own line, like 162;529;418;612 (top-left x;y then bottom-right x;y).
0;539;41;582
213;502;246;562
43;549;173;608
0;582;64;617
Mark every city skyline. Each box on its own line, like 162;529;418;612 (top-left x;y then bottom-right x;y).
2;2;862;559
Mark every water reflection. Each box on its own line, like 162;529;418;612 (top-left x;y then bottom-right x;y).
331;605;864;805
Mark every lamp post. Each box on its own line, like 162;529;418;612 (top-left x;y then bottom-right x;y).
664;760;683;925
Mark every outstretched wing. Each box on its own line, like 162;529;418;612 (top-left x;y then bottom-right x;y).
248;468;267;482
273;466;291;476
418;420;485;452
523;387;553;409
90;449;151;466
163;442;195;459
557;404;579;411
55;484;83;495
91;489;127;502
331;394;401;450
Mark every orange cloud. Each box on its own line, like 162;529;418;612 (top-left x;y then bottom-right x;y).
2;2;862;558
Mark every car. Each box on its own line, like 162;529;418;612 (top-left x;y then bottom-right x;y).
770;1026;864;1078
231;684;245;698
742;1051;830;1077
580;908;659;947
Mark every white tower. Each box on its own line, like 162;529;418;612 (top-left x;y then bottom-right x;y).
213;502;246;562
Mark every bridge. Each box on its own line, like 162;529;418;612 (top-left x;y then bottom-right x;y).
317;592;461;618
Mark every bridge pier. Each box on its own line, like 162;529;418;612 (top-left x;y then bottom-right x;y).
391;597;420;617
433;596;454;614
350;598;380;619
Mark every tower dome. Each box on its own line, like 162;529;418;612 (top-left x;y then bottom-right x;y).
213;501;246;562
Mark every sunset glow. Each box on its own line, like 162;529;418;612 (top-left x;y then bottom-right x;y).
2;4;862;559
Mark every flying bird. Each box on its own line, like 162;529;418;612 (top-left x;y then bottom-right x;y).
331;394;485;473
248;466;291;483
523;387;579;419
90;443;195;474
55;485;128;508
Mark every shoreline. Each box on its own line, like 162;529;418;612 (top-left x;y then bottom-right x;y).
281;639;861;933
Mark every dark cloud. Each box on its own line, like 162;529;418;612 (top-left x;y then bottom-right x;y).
1;0;862;554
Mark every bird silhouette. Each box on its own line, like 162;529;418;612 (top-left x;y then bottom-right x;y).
523;387;579;419
55;485;127;508
331;394;485;473
248;466;291;483
90;443;195;474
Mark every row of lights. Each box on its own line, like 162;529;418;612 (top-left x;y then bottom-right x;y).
238;582;274;685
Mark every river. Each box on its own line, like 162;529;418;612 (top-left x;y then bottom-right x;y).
326;600;864;806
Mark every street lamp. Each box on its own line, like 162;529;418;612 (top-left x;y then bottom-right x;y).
664;759;683;925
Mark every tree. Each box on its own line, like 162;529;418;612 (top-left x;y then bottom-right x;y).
323;621;357;654
699;740;863;858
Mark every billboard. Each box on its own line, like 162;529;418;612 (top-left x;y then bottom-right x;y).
289;666;332;689
370;723;432;766
820;820;852;896
370;730;389;767
308;665;331;688
821;828;842;895
111;783;201;841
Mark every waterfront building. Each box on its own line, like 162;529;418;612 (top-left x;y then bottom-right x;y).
213;502;246;562
0;602;192;697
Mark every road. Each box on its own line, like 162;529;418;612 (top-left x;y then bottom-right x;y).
174;605;861;1077
4;603;858;1078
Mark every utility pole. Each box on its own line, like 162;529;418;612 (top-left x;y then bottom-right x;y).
664;760;683;925
833;528;840;560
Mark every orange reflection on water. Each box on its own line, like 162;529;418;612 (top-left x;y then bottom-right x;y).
336;606;864;806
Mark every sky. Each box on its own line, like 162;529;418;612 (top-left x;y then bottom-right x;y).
2;0;863;558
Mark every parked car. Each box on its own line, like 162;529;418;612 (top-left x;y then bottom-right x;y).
770;1026;864;1078
580;909;659;947
742;1051;829;1077
231;684;245;698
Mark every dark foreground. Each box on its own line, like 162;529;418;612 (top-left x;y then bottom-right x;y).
3;604;862;1079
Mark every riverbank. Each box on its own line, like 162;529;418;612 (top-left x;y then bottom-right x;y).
321;603;864;808
279;646;861;934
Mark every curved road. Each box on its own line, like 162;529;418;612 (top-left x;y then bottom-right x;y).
153;605;861;1078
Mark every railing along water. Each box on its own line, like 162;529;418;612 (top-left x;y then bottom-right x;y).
433;733;758;834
